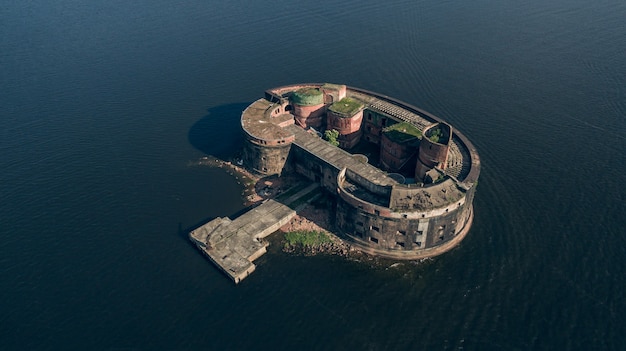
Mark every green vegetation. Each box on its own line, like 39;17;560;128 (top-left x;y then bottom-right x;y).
296;87;322;96
284;230;332;248
328;97;364;116
324;129;340;147
382;122;422;143
427;127;444;143
290;88;324;106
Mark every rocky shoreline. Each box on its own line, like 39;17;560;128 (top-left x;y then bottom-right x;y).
189;155;265;205
282;239;352;257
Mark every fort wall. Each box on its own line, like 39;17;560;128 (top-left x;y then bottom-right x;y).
361;109;389;145
335;169;473;254
242;140;292;176
379;132;418;172
239;83;480;259
416;123;451;179
290;145;340;193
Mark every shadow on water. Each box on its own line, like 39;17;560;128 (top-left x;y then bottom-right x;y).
182;102;258;245
188;102;250;159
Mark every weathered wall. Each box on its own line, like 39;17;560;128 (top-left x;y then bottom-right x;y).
336;194;472;251
333;168;475;256
361;109;392;144
416;126;451;179
327;110;363;149
242;139;292;176
379;133;419;172
338;130;362;149
293;103;326;129
290;145;340;193
344;168;392;198
327;110;363;134
336;197;472;253
320;84;346;104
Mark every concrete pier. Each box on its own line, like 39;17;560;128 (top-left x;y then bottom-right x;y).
189;183;319;283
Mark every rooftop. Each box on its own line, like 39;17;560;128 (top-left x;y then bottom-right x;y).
241;99;294;141
243;84;477;184
321;83;345;91
286;124;397;187
290;87;323;106
383;122;422;144
328;97;364;117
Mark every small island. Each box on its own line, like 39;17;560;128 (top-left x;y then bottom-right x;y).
190;83;480;283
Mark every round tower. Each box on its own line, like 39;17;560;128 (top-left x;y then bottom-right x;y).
241;99;295;176
379;122;421;172
415;123;451;181
290;88;325;129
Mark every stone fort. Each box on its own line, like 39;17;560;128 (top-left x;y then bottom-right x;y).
240;83;480;260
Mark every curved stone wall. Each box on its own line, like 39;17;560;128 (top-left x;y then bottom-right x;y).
335;168;474;259
293;103;325;129
240;98;296;176
389;179;465;212
416;124;451;179
242;139;291;176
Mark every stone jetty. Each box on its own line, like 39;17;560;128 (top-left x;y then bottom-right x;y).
189;183;319;283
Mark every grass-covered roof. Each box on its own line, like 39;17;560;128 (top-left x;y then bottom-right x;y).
383;122;422;143
328;97;364;116
290;88;323;106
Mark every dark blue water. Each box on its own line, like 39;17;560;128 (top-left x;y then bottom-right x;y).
2;0;625;349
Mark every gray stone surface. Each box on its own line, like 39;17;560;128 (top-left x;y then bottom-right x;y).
189;183;320;283
286;125;397;187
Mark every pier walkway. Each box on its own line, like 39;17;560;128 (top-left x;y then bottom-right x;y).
189;182;320;283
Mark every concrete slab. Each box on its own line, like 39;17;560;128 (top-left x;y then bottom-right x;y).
189;184;320;284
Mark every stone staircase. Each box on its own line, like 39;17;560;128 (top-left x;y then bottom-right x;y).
445;137;471;180
368;100;430;130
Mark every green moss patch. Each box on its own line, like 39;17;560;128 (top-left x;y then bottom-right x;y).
290;88;324;106
383;122;422;143
284;230;332;248
427;127;444;143
424;123;450;144
329;97;364;116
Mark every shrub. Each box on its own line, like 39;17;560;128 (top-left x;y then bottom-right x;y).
324;129;340;147
284;231;332;248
